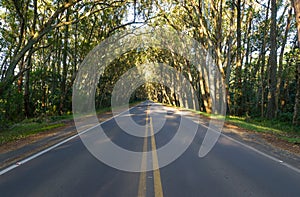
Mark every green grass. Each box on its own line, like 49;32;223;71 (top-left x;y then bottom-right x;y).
226;116;300;144
162;103;300;144
226;116;300;134
280;136;300;144
194;110;300;144
0;122;64;145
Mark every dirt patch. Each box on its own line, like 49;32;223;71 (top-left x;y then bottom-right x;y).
223;121;300;156
261;133;300;155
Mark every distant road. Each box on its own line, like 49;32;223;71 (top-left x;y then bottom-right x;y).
1;101;300;197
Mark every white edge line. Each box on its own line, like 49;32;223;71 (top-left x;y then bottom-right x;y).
4;101;298;175
197;121;300;174
0;102;146;176
132;103;300;174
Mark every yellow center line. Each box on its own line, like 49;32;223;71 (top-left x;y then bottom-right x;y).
150;116;164;197
138;108;149;197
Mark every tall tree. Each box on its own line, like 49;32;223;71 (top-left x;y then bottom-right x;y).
276;6;293;116
235;0;243;115
292;0;300;125
0;0;82;95
260;0;271;118
0;0;299;124
59;4;70;115
266;0;278;119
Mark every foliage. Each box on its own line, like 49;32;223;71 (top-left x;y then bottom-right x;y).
0;0;300;131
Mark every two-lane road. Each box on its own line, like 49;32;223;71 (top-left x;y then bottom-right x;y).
1;102;300;196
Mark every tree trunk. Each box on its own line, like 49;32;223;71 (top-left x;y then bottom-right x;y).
294;63;300;125
276;7;293;116
225;2;235;114
59;7;70;115
235;0;243;115
266;0;278;119
17;58;25;93
292;0;300;125
243;10;253;114
199;57;212;113
24;0;37;118
24;50;33;118
293;0;300;44
260;0;271;118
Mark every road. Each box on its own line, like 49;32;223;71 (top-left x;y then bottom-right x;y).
1;101;300;197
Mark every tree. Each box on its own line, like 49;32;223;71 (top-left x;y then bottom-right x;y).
266;0;278;119
0;0;299;125
235;0;243;115
276;6;293;116
292;0;300;125
259;0;271;118
0;0;82;95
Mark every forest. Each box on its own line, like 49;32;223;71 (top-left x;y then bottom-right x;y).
0;0;300;130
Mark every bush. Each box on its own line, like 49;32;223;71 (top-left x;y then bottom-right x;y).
277;112;293;122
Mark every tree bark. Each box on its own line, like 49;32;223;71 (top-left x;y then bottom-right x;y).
235;0;243;115
293;0;300;45
292;0;300;125
59;6;70;115
266;0;278;119
243;9;253;114
276;7;293;116
260;0;271;118
24;49;33;118
225;2;235;114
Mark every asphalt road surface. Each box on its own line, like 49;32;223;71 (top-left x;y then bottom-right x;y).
1;101;300;197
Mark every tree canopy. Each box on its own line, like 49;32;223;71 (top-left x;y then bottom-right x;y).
0;0;300;127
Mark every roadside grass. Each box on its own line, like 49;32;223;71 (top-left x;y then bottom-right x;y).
0;122;64;145
280;136;300;144
0;100;143;145
4;100;297;145
196;109;299;144
163;103;300;144
0;109;110;145
226;116;298;134
226;116;300;144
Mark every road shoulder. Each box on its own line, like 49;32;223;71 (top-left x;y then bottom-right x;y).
175;107;300;169
0;111;114;171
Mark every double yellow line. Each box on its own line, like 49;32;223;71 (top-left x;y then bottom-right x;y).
138;107;164;197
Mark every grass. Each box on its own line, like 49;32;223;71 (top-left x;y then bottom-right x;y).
161;102;300;144
226;116;300;134
202;113;300;144
280;136;300;144
226;116;300;144
194;110;300;144
0;122;64;145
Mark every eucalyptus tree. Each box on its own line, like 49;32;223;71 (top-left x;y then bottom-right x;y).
292;0;300;125
0;0;153;120
266;0;278;119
